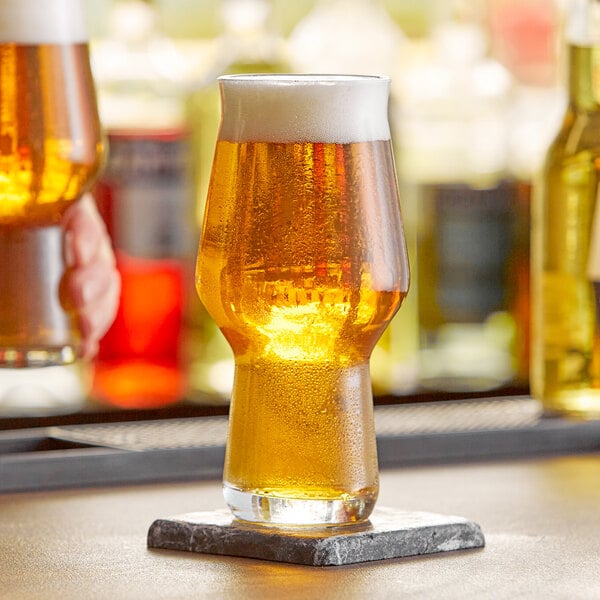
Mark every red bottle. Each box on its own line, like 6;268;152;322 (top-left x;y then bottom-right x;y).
91;1;194;408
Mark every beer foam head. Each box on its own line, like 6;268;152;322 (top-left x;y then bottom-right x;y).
0;0;87;44
218;74;391;144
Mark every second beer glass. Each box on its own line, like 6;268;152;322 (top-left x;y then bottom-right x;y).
0;0;103;366
196;74;409;526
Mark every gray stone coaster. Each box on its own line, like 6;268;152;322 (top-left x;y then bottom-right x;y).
147;507;485;567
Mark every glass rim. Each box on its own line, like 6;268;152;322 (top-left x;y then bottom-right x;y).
218;73;391;85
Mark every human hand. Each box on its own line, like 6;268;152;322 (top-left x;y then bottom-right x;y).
61;195;121;360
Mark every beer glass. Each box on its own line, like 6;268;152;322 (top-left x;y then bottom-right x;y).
196;74;409;526
0;0;103;366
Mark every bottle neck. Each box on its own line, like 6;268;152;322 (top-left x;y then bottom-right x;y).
568;43;600;111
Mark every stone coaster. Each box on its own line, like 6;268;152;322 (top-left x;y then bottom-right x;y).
147;507;485;567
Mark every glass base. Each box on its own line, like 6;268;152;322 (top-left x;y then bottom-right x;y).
223;483;377;527
0;345;77;368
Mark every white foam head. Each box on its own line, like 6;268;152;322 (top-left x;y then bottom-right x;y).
218;74;391;144
0;0;87;44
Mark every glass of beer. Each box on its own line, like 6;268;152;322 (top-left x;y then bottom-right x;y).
0;0;103;366
196;74;409;526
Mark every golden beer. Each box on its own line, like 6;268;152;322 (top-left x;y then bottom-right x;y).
0;0;103;366
196;75;409;525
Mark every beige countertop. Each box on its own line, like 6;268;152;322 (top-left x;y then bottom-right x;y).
1;454;599;599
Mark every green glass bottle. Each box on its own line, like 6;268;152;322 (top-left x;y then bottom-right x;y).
532;0;600;418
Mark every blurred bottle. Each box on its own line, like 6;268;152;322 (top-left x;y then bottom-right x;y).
487;0;564;385
395;6;518;392
531;0;600;419
288;0;419;395
185;0;289;401
91;0;194;408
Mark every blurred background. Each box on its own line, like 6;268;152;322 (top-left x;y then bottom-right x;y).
0;0;568;423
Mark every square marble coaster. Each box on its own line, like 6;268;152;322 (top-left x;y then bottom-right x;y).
147;507;485;567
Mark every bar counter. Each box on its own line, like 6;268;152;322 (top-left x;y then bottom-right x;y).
1;453;599;599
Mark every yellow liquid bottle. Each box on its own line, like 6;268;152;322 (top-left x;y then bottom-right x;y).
532;0;600;419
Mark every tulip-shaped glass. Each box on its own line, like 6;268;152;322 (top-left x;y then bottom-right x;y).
196;74;409;526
